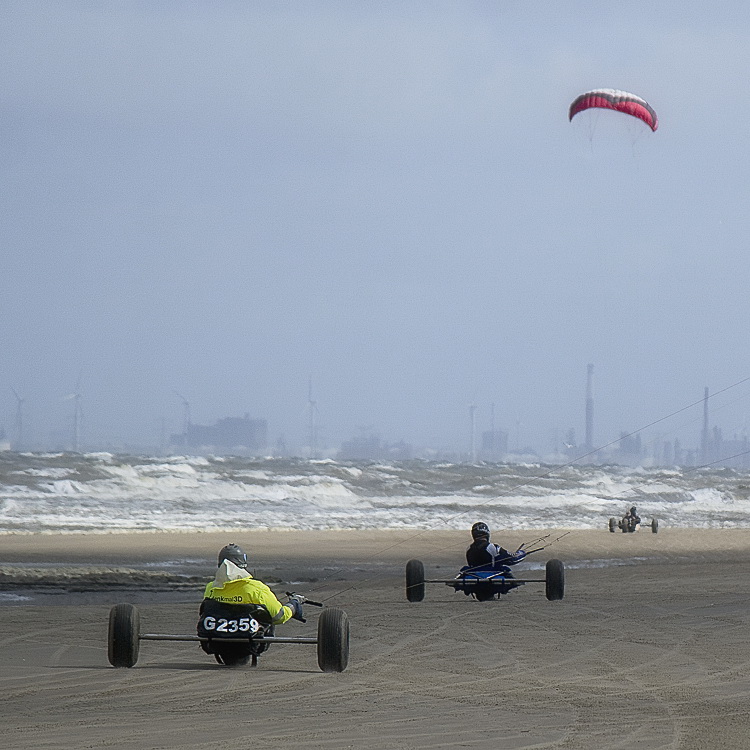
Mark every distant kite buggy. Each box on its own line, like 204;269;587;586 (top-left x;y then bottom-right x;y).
569;89;658;132
609;505;659;534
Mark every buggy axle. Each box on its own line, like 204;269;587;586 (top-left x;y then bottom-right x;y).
139;633;319;644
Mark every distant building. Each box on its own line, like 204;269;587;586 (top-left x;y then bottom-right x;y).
171;413;268;455
695;426;749;469
689;386;749;468
480;429;508;461
337;430;413;461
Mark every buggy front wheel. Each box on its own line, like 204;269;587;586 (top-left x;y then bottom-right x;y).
108;603;140;668
405;559;425;602
545;559;565;601
317;608;349;673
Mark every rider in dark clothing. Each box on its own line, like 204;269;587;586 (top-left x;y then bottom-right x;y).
621;506;641;532
466;522;526;570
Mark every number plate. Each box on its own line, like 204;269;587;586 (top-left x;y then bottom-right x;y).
200;615;261;635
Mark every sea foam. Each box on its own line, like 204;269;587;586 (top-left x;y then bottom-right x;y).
0;453;749;533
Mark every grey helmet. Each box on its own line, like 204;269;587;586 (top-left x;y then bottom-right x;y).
471;522;491;540
218;543;248;569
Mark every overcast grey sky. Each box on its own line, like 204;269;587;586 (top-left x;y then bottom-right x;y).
2;1;750;453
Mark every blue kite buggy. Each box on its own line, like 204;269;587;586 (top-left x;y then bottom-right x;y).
405;558;565;602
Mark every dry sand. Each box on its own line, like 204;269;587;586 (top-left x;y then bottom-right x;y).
2;528;750;749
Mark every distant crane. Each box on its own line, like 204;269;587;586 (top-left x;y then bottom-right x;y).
10;387;23;451
173;391;191;446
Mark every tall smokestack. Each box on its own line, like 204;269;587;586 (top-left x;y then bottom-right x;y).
585;364;594;450
700;386;709;463
469;403;477;463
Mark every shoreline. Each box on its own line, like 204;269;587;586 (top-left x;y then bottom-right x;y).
0;527;749;593
2;525;750;557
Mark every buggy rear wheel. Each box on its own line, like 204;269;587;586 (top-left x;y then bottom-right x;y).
405;559;425;602
108;603;140;668
214;649;252;667
317;608;349;673
651;518;659;533
608;517;617;533
545;559;565;601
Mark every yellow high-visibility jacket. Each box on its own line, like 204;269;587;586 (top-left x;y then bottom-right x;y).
203;561;293;625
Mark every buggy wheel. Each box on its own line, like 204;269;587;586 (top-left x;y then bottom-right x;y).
405;559;425;602
608;517;617;533
545;559;565;601
651;518;659;534
214;649;252;667
317;608;349;673
108;603;140;668
621;519;629;532
474;585;496;602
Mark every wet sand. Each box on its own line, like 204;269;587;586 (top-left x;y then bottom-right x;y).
1;528;750;749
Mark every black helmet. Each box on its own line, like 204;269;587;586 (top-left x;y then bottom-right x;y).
630;506;637;515
218;543;248;569
471;522;490;540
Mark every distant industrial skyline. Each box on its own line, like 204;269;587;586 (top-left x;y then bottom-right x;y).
3;369;749;468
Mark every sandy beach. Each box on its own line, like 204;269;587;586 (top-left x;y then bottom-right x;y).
2;528;750;749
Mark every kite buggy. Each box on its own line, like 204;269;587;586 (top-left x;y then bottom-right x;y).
609;506;658;534
406;558;564;602
405;530;566;603
107;592;349;672
108;542;348;672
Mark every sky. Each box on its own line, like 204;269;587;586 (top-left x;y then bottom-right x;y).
3;1;750;455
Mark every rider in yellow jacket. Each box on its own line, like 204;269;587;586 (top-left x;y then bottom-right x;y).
202;543;302;625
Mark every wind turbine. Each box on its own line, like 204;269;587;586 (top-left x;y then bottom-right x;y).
63;376;82;452
173;391;191;446
10;387;23;451
307;377;318;459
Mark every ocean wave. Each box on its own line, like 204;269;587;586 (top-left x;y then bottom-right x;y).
1;453;750;532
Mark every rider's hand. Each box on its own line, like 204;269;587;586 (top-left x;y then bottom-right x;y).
287;595;305;621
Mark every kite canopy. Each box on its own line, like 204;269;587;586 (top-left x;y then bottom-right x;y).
568;89;658;132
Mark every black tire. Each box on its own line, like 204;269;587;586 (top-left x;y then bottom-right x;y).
621;519;629;533
108;603;140;668
651;518;659;534
545;559;565;601
405;559;425;602
608;517;617;533
317;608;349;673
214;649;252;667
474;585;497;602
